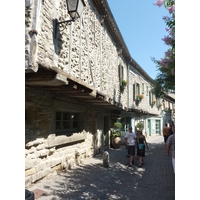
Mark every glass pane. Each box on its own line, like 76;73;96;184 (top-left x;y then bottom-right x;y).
77;0;85;18
56;121;61;130
63;113;70;120
73;121;78;128
62;121;70;129
67;0;77;11
56;112;61;120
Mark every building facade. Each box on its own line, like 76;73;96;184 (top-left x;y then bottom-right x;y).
25;0;174;187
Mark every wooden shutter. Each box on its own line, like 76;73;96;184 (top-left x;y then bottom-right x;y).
149;91;152;105
119;64;123;86
133;83;137;100
142;83;144;93
139;84;141;95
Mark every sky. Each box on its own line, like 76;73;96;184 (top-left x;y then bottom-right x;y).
107;0;170;80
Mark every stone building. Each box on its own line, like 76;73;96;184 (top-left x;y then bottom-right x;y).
25;0;174;187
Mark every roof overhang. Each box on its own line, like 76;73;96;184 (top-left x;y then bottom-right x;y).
25;63;127;111
128;108;160;117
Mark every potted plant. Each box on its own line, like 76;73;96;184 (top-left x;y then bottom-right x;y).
135;122;144;132
158;103;162;108
136;94;144;101
164;107;169;111
110;122;122;149
152;99;156;105
121;80;128;89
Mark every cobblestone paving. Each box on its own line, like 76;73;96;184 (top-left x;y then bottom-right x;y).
28;135;175;200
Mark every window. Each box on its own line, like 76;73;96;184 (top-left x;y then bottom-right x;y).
136;83;140;95
142;83;144;93
56;111;79;134
133;82;140;100
156;98;161;107
146;86;149;95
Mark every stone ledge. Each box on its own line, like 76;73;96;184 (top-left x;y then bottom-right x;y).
47;132;86;148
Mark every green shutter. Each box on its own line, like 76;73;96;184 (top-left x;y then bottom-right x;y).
149;91;152;105
139;84;141;95
119;64;122;86
134;83;137;100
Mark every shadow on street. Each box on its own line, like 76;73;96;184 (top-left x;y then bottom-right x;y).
29;135;175;200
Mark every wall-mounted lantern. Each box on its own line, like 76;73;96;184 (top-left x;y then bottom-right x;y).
54;0;86;38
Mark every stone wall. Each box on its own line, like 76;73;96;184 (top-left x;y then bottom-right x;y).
128;66;161;115
25;0;33;67
33;0;128;109
25;130;94;187
25;86;106;188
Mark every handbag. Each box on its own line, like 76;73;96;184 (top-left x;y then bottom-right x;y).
138;143;144;150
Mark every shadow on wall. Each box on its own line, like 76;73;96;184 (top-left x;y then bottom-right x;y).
53;19;64;57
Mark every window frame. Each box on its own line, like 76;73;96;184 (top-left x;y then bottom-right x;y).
136;83;140;96
142;83;144;94
55;111;79;135
146;85;149;96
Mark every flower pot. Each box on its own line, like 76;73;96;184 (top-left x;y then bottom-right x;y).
112;137;121;149
122;85;126;90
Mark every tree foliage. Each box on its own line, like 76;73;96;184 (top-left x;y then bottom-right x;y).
152;0;175;98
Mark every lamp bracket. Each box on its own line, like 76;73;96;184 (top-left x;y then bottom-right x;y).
54;18;75;38
100;15;106;25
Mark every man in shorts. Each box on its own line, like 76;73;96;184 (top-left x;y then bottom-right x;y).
163;122;170;143
124;127;137;167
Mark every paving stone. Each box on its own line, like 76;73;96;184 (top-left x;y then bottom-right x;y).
28;135;175;199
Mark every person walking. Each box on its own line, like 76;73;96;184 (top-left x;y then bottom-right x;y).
124;127;137;167
166;131;175;173
163;123;170;143
136;130;149;167
136;131;140;161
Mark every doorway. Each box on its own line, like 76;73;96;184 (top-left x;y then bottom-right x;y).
155;120;161;134
148;119;151;136
103;116;110;147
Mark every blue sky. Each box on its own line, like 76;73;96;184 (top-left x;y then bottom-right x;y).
107;0;170;79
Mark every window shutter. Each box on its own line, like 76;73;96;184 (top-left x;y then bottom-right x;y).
133;83;137;100
142;83;144;93
119;64;123;86
139;84;141;95
149;91;152;105
119;64;122;86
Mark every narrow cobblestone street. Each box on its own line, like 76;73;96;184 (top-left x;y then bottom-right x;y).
28;135;175;200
